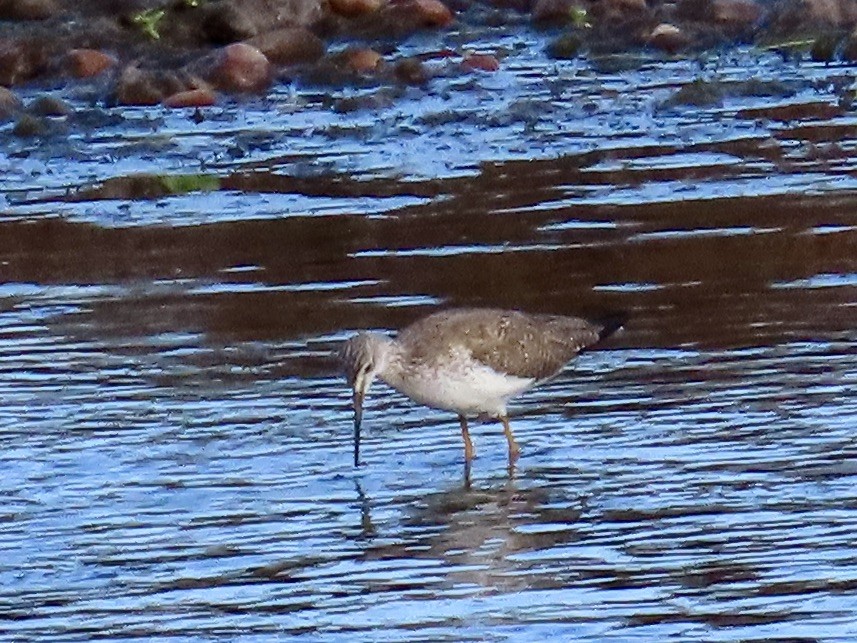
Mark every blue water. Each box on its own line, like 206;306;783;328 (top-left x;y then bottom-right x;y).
1;30;856;642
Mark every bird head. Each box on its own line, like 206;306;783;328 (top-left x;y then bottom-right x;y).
338;332;390;466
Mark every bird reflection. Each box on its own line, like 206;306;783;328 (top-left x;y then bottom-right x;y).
353;479;376;541
354;472;585;593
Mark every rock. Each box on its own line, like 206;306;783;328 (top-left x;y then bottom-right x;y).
333;88;396;112
675;0;708;21
114;66;165;105
0;0;60;20
344;47;383;73
546;32;583;59
711;0;763;34
410;0;453;25
0;86;23;119
810;32;840;61
394;57;428;85
64;49;117;79
201;1;259;42
115;66;208;106
765;0;857;37
842;26;857;60
385;0;453;27
206;43;272;92
329;0;383;18
462;52;500;71
28;94;71;116
12;113;49;136
665;78;724;107
677;0;762;38
591;0;648;23
0;39;48;86
532;0;579;24
244;28;325;65
648;23;688;53
273;0;324;26
164;88;217;107
370;0;453;37
200;0;323;43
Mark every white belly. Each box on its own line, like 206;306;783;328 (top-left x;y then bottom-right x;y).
383;359;536;417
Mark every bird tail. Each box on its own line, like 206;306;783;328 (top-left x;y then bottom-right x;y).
595;313;627;342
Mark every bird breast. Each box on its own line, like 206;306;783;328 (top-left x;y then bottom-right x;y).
381;347;536;416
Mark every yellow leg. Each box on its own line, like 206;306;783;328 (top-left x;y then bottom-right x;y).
500;415;520;463
459;415;475;462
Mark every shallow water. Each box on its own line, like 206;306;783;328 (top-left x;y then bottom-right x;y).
1;30;856;642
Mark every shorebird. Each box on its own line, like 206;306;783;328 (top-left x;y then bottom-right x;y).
338;307;624;467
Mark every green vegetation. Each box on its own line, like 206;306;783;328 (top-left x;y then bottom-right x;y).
131;1;206;40
132;8;166;40
569;6;591;30
160;174;221;196
75;173;221;202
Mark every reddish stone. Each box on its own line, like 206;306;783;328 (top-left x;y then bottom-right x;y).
395;0;453;26
712;0;763;26
115;66;207;106
0;86;22;119
208;43;272;92
65;49;116;79
462;52;500;71
648;23;688;53
418;0;454;25
329;0;383;18
765;0;857;35
244;28;324;66
114;66;164;106
0;39;48;86
345;47;383;74
394;57;428;85
532;0;577;23
164;88;217;108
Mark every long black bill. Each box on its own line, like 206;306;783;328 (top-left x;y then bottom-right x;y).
353;390;364;467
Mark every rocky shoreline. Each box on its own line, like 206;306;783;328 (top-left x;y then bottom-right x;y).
1;0;856;125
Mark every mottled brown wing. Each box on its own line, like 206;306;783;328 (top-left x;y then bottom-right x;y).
399;308;603;381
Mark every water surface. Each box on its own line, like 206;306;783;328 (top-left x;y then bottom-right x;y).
1;33;856;641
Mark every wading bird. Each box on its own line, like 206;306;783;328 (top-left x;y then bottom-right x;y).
339;307;624;467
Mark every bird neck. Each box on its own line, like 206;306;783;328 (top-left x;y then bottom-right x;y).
368;333;405;385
